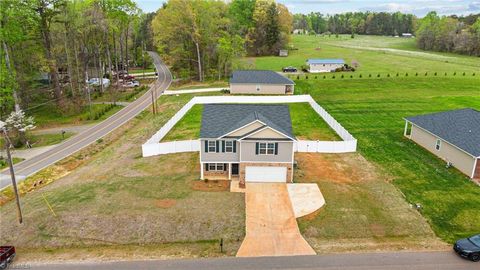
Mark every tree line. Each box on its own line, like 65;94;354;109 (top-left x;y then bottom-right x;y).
293;12;415;36
0;0;150;118
151;0;292;82
416;12;480;56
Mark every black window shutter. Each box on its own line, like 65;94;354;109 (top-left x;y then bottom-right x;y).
224;163;227;171
205;163;209;171
216;140;220;153
255;142;259;155
222;140;225;152
275;143;279;155
205;140;208;153
233;141;237;153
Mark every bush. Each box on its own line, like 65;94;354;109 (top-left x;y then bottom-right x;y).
369;74;372;77
350;75;353;78
297;75;300;80
405;73;408;76
332;75;335;79
415;72;418;76
359;74;362;78
305;75;308;79
473;73;476;76
425;72;428;76
434;72;437;76
341;74;344;79
445;72;447;76
323;75;326;79
396;73;399;77
377;74;380;77
462;72;466;76
453;72;456;76
387;74;390;77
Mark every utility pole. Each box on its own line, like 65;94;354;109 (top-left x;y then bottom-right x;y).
0;122;23;224
145;42;156;115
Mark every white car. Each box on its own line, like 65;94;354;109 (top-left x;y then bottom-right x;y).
87;78;110;88
125;80;140;88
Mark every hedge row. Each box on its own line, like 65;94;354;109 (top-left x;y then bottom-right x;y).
289;72;476;80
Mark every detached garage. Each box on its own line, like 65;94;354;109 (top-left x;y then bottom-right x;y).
245;166;287;183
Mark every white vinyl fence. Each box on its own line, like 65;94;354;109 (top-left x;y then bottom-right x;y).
142;95;357;157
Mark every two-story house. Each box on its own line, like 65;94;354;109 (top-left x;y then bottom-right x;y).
200;104;296;186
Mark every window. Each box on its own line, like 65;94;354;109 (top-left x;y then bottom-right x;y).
208;163;224;171
435;139;441;151
258;142;276;155
267;143;275;155
208;141;216;152
225;141;233;152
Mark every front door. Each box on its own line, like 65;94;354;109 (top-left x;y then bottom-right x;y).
232;163;239;175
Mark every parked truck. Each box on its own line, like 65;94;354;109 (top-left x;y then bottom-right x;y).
0;246;16;269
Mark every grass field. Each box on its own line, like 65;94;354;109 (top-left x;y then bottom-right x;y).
0;93;245;259
162;102;340;141
294;77;480;243
248;35;480;74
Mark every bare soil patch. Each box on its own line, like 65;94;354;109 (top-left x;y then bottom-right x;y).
192;180;230;192
155;199;177;208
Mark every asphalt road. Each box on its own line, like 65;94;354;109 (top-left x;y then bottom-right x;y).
24;251;479;270
0;51;172;189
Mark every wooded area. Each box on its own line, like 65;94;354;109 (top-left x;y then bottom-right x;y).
0;0;151;118
151;0;292;82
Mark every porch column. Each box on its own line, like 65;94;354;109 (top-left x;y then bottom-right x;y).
228;163;232;180
200;162;204;180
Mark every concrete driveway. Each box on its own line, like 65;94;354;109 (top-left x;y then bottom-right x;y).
236;183;317;257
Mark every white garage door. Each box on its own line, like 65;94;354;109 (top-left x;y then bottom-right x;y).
245;166;287;183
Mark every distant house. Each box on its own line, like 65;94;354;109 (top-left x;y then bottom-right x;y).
200;104;296;186
402;33;414;38
293;29;308;35
404;108;480;179
306;59;345;73
279;50;288;57
230;70;295;95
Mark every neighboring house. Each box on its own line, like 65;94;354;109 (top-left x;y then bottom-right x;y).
200;104;296;186
230;70;295;95
404;108;480;179
306;59;345;73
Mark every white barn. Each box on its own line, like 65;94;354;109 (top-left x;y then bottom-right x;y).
307;59;345;73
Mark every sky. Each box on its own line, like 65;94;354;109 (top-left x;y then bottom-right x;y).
133;0;480;17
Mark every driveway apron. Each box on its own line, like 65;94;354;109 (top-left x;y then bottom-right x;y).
236;183;316;257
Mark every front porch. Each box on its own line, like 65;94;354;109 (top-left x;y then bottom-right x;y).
201;162;240;181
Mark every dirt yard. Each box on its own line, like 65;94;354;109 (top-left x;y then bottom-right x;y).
294;153;448;253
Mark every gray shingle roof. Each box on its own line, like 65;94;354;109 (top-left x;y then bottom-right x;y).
200;104;295;139
405;108;480;157
230;70;295;85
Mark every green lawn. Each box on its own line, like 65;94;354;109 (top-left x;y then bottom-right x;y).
30;103;122;128
162;103;340;142
0;157;24;170
247;35;480;74
294;76;480;243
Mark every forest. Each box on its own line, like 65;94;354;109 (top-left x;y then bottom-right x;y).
151;0;292;81
0;0;150;118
